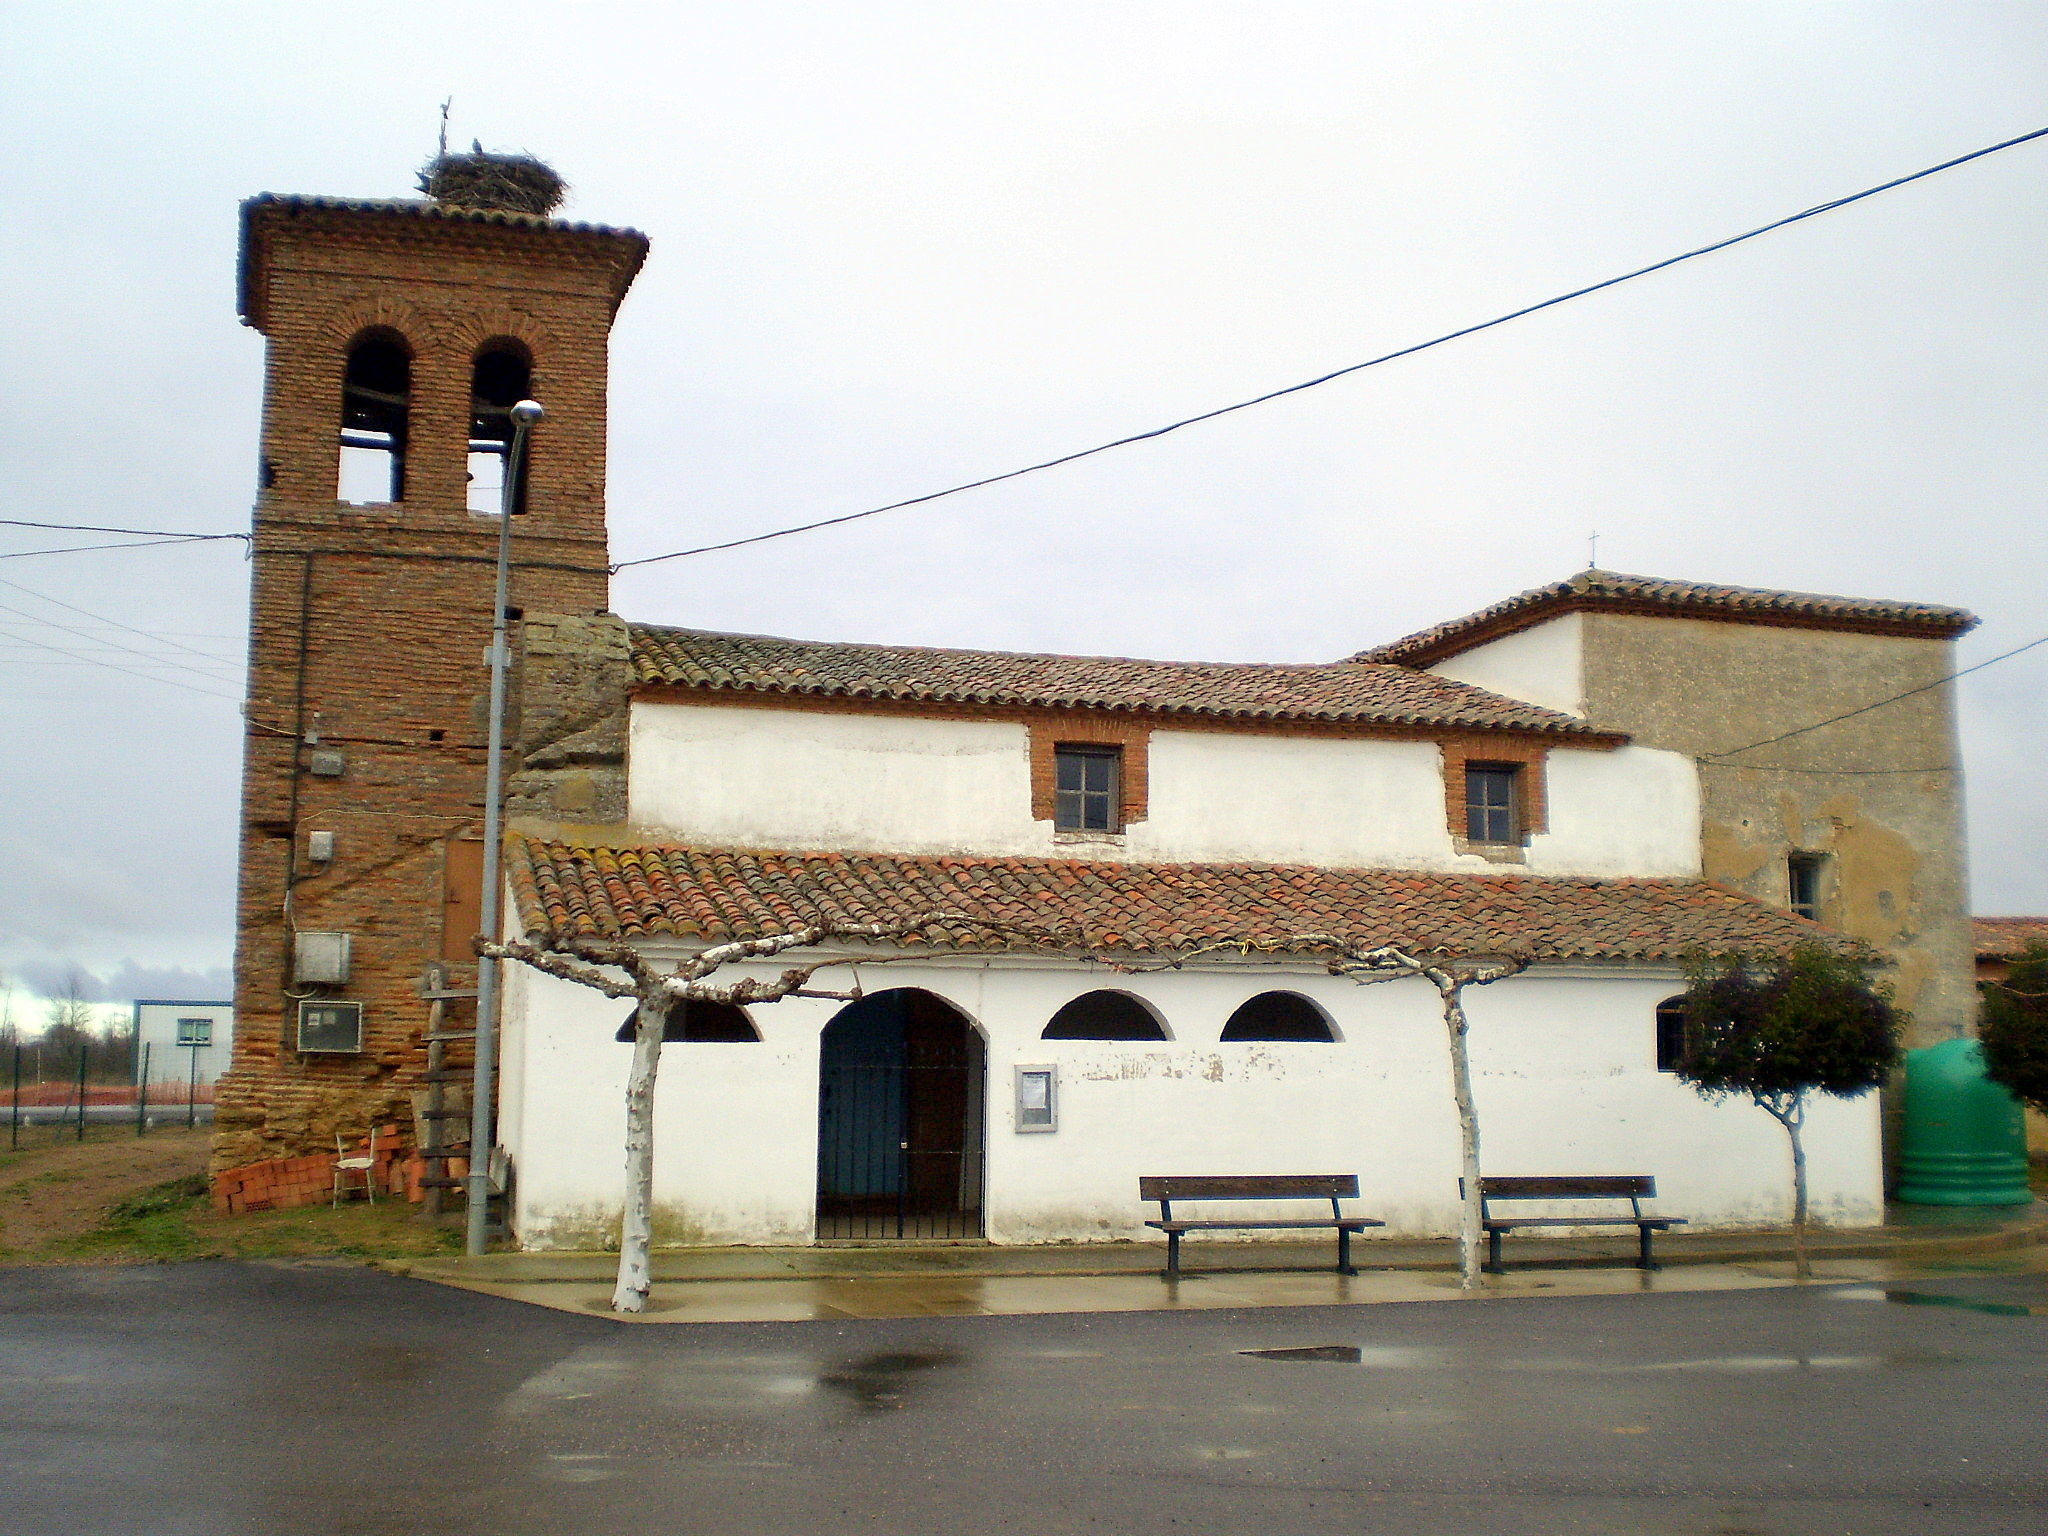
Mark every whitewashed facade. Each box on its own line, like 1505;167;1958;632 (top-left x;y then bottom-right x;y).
495;613;1893;1251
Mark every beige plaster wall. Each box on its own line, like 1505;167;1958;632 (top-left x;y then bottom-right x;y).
1576;613;1973;1048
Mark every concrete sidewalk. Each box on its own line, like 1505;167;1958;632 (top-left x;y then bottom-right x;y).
383;1202;2043;1322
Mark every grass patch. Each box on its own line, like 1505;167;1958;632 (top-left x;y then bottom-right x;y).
64;1173;209;1261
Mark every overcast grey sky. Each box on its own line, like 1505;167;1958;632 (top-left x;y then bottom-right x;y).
2;1;2044;1007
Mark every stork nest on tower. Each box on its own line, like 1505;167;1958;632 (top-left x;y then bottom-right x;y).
418;148;567;216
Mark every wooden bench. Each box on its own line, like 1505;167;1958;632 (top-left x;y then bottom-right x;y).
1473;1175;1686;1274
1140;1175;1383;1280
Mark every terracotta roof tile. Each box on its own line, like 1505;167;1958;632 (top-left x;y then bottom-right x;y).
509;838;1845;964
1974;916;2048;960
1355;570;1977;666
627;624;1607;737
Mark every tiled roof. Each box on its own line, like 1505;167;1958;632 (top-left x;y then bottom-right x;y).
238;194;649;326
509;839;1845;964
1355;570;1978;666
1974;916;2048;960
626;625;1611;737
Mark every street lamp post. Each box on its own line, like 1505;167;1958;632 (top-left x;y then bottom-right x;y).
467;398;544;1256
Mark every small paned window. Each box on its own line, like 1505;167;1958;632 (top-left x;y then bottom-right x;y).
1055;746;1121;833
615;1000;761;1043
1654;997;1688;1073
1465;764;1519;844
1787;852;1826;922
469;345;533;515
175;1018;213;1047
1220;992;1336;1042
1042;991;1166;1041
338;332;411;505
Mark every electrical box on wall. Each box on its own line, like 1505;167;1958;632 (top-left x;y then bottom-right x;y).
306;830;335;863
293;930;351;984
1014;1065;1057;1132
297;1001;363;1054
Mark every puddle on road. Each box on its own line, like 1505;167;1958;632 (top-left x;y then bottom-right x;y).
1884;1290;2044;1317
817;1348;960;1412
1241;1345;1363;1363
1833;1286;2048;1317
1238;1344;1444;1367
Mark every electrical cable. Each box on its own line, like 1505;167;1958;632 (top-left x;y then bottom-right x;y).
1699;633;2048;761
0;606;242;686
0;518;247;541
610;123;2048;572
0;627;241;701
0;575;244;667
0;536;225;561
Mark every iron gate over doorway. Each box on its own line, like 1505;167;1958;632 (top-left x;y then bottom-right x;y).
817;989;986;1240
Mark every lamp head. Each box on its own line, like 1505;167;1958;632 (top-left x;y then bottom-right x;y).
509;399;546;427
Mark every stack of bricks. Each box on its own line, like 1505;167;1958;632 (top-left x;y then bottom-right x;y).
216;191;646;1173
211;1124;410;1214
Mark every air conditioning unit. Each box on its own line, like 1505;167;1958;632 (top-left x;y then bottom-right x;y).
294;930;351;984
298;1001;364;1054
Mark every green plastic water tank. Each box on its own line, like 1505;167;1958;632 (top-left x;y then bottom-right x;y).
1894;1037;2032;1205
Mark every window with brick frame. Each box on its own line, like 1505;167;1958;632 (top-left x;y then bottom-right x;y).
1787;851;1827;922
337;330;410;505
1464;763;1520;844
1054;744;1121;833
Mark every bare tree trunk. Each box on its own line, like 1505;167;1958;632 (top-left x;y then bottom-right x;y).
1785;1095;1810;1281
612;996;665;1313
1435;976;1487;1291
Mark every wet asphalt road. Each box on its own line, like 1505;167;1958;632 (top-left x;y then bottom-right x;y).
1;1262;2043;1535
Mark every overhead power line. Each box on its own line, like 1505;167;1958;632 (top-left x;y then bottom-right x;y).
610;122;2048;572
0;626;240;701
0;518;248;542
0;574;244;667
1700;633;2048;762
0;535;231;561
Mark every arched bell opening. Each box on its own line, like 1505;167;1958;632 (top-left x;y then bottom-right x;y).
468;340;534;515
338;328;411;505
816;989;985;1240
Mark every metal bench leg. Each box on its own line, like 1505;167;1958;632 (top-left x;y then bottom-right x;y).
1164;1229;1181;1281
1337;1226;1356;1277
1638;1225;1657;1272
1485;1228;1504;1275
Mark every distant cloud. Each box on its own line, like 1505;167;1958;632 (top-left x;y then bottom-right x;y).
4;958;232;1007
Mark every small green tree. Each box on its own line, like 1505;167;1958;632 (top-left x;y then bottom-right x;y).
1980;941;2048;1117
1677;944;1905;1278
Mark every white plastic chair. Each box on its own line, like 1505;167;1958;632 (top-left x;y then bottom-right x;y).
333;1126;377;1207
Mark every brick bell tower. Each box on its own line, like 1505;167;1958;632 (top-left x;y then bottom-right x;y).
217;158;647;1171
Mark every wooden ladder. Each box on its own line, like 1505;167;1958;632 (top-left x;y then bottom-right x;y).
414;965;478;1220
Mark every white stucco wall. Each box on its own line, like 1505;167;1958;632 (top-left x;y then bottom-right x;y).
1425;613;1585;716
500;956;1881;1251
627;702;1699;877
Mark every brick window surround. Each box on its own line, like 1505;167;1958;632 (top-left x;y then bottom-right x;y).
1029;718;1150;829
1440;736;1548;846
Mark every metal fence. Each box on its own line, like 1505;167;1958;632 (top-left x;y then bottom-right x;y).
6;1043;215;1150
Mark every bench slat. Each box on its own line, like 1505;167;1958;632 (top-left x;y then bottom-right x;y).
1147;1218;1384;1231
1484;1216;1684;1229
1480;1175;1656;1199
1139;1174;1358;1202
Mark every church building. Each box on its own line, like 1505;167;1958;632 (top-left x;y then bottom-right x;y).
217;160;1978;1250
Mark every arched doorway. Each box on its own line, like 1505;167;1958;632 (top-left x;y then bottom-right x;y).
817;989;985;1240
